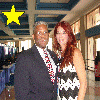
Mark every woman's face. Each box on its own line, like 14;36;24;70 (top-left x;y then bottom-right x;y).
56;26;69;49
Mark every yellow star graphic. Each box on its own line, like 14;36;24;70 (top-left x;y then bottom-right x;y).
2;5;24;25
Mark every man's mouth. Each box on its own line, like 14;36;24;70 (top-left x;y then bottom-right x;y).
41;40;46;42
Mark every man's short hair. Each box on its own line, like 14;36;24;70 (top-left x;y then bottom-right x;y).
33;21;48;34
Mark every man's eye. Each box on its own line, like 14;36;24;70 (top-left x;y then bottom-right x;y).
37;32;41;34
44;32;48;34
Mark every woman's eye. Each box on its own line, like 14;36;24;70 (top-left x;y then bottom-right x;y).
63;32;66;34
57;32;60;34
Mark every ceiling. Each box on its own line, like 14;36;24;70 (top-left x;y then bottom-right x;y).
0;0;99;43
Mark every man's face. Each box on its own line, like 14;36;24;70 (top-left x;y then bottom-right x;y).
32;24;49;49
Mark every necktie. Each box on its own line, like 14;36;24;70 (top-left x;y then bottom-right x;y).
43;50;55;84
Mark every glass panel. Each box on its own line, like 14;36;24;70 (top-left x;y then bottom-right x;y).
87;7;100;29
96;38;100;51
88;37;95;70
77;40;81;51
71;20;80;35
20;40;31;52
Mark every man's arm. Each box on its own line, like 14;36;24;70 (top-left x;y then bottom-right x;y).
14;53;33;100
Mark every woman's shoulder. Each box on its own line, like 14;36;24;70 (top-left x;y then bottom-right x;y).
73;48;82;58
73;48;85;68
73;48;83;65
74;48;81;53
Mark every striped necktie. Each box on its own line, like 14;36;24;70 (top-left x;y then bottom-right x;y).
43;50;55;84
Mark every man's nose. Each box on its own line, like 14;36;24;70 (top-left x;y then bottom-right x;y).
40;33;45;38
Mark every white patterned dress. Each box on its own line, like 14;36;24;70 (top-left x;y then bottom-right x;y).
57;61;80;100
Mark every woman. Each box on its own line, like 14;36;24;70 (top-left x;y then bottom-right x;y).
53;21;87;100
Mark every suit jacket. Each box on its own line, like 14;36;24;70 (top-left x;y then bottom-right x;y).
14;44;58;100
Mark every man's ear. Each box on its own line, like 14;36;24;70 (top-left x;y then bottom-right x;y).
32;34;34;40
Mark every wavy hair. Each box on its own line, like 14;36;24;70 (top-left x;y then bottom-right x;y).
53;21;77;69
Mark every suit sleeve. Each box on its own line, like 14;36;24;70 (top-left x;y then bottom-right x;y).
14;53;33;100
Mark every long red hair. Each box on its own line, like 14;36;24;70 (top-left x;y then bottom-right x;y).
53;21;77;69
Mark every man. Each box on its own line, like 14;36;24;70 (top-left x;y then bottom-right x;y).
14;21;58;100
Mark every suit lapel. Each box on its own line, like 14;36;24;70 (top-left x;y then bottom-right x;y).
31;45;46;68
31;45;51;80
31;45;57;85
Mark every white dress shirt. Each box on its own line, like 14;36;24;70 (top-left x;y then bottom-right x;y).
36;45;57;77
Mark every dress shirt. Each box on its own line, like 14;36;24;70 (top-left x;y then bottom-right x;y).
36;45;57;77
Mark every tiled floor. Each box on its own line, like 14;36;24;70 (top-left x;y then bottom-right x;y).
84;70;100;100
0;70;100;100
0;86;15;100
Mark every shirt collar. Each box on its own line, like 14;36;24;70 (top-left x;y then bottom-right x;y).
35;44;47;53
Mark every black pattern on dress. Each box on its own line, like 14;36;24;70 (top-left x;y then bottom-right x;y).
57;63;80;100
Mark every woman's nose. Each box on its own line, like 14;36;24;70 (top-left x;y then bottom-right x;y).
59;33;63;37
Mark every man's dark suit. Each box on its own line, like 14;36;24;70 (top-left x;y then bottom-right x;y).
14;44;58;100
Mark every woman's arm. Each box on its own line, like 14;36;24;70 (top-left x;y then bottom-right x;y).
73;48;87;100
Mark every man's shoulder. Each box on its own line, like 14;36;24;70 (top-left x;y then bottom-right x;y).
47;49;55;55
47;49;57;59
17;46;35;60
19;45;36;56
20;48;32;56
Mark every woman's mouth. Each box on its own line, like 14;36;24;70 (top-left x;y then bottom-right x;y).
59;39;64;43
